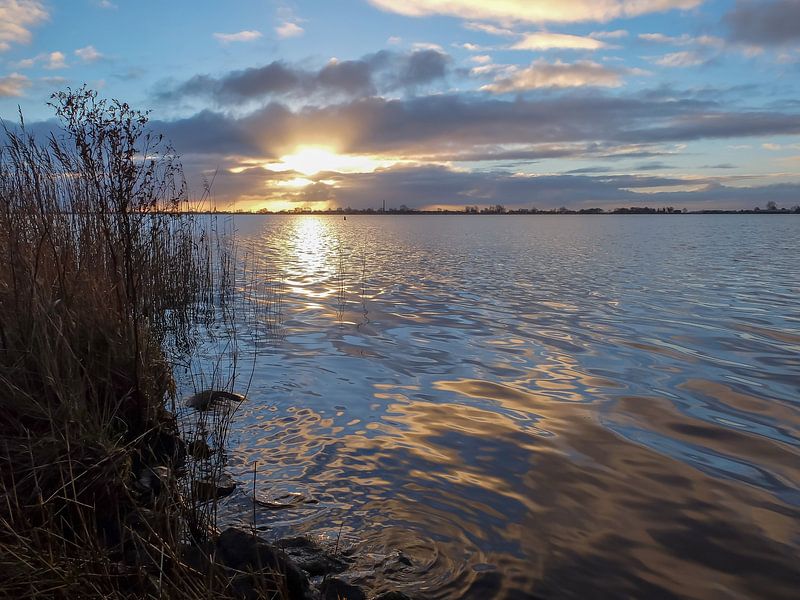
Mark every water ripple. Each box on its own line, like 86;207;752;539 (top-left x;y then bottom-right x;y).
197;215;800;599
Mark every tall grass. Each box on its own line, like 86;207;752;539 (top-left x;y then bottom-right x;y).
0;88;280;598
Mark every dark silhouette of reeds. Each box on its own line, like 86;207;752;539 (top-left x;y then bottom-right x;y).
0;88;285;599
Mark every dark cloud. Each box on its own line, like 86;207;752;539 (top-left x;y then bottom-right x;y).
565;166;614;174
218;163;800;210
151;93;800;162
725;1;800;46
634;161;674;170
157;49;450;104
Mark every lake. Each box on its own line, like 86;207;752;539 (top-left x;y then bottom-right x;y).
199;215;800;599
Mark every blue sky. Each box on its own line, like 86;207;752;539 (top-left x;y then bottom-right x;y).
1;0;800;210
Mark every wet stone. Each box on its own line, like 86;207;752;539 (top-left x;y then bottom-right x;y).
186;389;246;411
372;592;413;600
192;472;236;500
320;577;366;600
279;536;349;577
216;528;312;600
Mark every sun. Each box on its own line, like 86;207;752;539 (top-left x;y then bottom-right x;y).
264;145;398;176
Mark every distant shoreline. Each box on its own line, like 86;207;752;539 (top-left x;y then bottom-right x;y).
180;208;800;216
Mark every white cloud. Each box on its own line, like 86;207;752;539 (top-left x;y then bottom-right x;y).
14;50;67;69
387;35;402;45
213;30;263;43
511;32;607;51
44;50;66;69
481;59;626;92
652;50;706;67
75;45;102;62
96;0;116;8
470;54;492;64
0;0;48;52
590;29;628;38
367;0;704;24
275;22;304;38
411;41;444;51
639;32;723;47
464;21;515;36
0;72;30;96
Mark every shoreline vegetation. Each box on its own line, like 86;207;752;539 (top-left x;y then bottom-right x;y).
168;206;800;216
0;89;396;600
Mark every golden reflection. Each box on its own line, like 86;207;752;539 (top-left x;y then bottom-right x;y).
290;217;331;276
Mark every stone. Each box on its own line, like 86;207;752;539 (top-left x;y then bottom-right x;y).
320;577;366;600
185;389;246;411
192;472;236;501
216;528;312;600
373;592;412;600
279;536;349;577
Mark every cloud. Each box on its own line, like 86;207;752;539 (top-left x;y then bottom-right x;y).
159;49;450;104
652;50;707;67
725;0;800;46
640;33;724;67
14;50;67;70
150;88;800;168
202;160;800;210
0;0;48;52
481;60;625;92
511;32;608;51
590;29;629;39
639;32;724;47
366;0;704;24
44;50;66;69
0;72;29;96
634;161;674;170
463;21;515;37
276;22;304;38
75;45;102;62
213;30;262;44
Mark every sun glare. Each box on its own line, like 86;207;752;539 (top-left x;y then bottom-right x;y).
264;146;398;176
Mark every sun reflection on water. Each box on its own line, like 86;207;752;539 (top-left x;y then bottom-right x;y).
283;216;337;291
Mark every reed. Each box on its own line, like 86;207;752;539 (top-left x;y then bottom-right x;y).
0;88;283;599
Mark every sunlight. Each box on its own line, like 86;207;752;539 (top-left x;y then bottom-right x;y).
277;177;316;188
264;146;398;176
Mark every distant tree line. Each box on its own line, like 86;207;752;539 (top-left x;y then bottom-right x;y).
204;202;800;216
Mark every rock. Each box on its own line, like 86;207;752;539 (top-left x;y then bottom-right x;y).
186;389;246;411
373;592;412;600
192;472;236;501
395;552;413;567
216;528;312;600
279;536;349;577
320;577;366;600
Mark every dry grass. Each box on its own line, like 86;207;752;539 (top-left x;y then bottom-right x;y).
0;88;284;599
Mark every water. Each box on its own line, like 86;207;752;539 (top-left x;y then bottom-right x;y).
210;215;799;599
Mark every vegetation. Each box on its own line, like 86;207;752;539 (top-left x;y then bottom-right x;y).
221;204;800;215
0;89;283;599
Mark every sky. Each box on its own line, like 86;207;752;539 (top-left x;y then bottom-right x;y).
1;0;800;211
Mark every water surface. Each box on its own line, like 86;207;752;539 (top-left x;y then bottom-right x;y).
207;215;799;599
